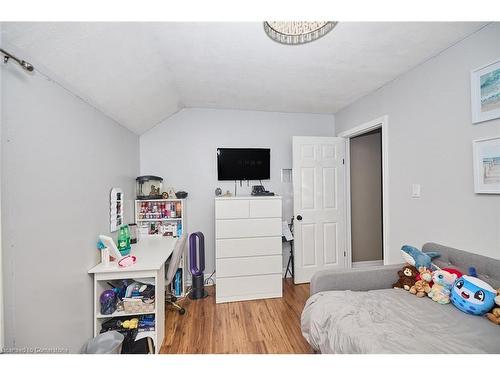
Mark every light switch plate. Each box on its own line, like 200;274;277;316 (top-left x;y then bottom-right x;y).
412;184;421;198
281;168;292;183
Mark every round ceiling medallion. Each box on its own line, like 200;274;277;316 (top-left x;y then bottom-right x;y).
263;21;337;45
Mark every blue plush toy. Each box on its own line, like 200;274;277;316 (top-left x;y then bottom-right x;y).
400;245;440;270
450;269;497;316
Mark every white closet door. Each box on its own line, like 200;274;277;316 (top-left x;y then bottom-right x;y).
292;136;346;284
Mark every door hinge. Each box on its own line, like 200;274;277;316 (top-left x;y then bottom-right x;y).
342;158;345;165
343;251;346;257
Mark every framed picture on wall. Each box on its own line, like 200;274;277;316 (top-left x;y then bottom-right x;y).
473;136;500;194
471;58;500;124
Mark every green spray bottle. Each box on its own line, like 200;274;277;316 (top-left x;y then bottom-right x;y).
117;225;131;255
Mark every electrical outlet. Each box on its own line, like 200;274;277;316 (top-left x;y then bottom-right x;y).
412;184;421;198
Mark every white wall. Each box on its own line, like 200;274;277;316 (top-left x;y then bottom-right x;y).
335;23;500;263
1;61;139;352
140;108;335;273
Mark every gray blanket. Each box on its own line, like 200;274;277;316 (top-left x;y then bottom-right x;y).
301;288;500;354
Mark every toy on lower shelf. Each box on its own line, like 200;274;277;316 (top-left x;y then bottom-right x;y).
122;318;139;329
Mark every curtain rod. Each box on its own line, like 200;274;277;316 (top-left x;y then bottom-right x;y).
0;48;34;72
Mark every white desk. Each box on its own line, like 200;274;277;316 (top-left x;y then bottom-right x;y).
88;236;177;353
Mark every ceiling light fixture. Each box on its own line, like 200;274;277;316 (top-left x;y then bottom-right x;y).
263;21;337;45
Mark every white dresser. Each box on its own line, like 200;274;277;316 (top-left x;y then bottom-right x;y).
215;196;283;303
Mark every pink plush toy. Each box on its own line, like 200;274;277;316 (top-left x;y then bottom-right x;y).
118;255;137;267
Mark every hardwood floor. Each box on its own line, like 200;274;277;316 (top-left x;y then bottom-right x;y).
160;279;313;354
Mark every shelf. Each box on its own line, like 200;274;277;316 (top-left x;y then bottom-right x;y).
139;235;179;239
136;199;184;202
136;218;182;222
96;310;156;319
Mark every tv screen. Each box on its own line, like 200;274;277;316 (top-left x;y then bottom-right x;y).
217;148;270;181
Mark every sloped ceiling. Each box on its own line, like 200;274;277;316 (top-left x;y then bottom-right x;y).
1;22;487;134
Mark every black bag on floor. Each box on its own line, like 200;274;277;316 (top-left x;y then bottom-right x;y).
119;329;154;354
122;337;154;354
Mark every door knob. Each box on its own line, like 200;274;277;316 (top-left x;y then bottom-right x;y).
296;215;302;221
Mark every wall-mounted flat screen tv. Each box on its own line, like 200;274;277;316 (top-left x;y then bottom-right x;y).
217;148;270;181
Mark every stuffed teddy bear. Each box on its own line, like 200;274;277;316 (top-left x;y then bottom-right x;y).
427;269;457;304
409;267;432;297
393;264;418;291
486;289;500;325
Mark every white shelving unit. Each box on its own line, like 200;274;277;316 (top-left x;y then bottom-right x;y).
88;237;177;354
135;199;188;297
92;272;161;353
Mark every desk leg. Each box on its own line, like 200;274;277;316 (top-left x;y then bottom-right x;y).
93;277;98;337
156;264;165;354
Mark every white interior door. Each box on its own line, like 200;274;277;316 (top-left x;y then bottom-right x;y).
292;136;346;284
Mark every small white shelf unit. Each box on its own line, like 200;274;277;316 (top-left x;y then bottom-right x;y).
135;199;188;297
89;237;177;354
92;272;160;352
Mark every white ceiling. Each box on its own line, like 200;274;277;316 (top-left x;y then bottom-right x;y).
1;22;487;134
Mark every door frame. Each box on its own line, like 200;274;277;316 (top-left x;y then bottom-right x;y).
338;115;390;268
0;39;4;351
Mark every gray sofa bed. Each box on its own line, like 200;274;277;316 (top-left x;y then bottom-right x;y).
301;243;500;354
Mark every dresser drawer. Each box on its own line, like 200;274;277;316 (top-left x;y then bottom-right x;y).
216;218;281;239
215;199;249;219
216;274;282;303
249;199;281;218
216;255;282;278
216;237;282;258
